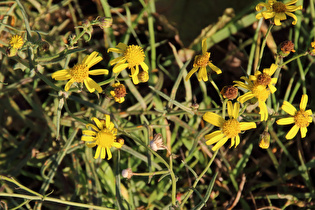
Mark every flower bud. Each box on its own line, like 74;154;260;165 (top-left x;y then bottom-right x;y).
138;71;149;83
110;82;127;103
98;17;113;29
259;131;270;149
221;85;238;100
308;41;315;56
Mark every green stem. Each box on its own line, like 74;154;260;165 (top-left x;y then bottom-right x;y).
132;170;170;176
169;155;177;207
256;24;273;71
279;52;308;67
180;150;218;208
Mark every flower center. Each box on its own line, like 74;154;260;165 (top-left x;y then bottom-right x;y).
256;73;271;86
273;2;286;13
70;63;89;83
252;84;270;101
96;129;115;148
114;84;127;98
124;45;145;68
294;110;310;128
222;119;241;138
194;53;210;67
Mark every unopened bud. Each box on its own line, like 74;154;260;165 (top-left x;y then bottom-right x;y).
6;47;17;57
138;71;149;83
221;85;238;100
259;131;270;149
98;17;113;29
308;41;315;56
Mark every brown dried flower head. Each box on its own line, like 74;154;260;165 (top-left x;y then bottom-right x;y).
221;85;238;100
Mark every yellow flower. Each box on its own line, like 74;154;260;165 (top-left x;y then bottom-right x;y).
52;51;108;93
81;115;123;160
276;94;313;140
10;35;24;49
255;0;303;26
249;63;278;93
108;43;149;85
110;82;126;103
311;41;315;54
203;101;256;151
185;38;221;82
234;77;271;121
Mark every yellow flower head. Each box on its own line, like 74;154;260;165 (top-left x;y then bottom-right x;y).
10;35;24;49
108;43;149;85
110;82;126;103
255;0;303;26
276;94;313;140
249;63;278;93
52;51;108;93
203;101;256;151
234;77;272;121
81;115;123;160
185;38;221;82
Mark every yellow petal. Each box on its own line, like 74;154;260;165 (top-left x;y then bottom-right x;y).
92;117;103;130
203;112;224;128
197;67;208;81
265;64;278;76
206;133;225;146
268;84;277;94
82;130;96;136
107;147;112;160
227;101;233;118
94;146;101;159
65;79;75;91
83;52;97;64
212;136;229;151
239;122;256;131
86;123;99;131
87;56;102;68
113;142;123;148
276;117;295;125
286;125;299;140
185;67;199;81
52;69;71;80
205;130;222;140
208;62;222;74
233;102;240;119
230;137;235;148
101;147;106;159
113;63;129;73
84;77;102;93
105;115;110;129
262;11;275;19
259;101;268;121
81;135;95;141
140;62;149;72
89;69;109;75
282;101;297;116
255;2;268;12
300;94;308;110
109;56;125;66
235;135;240;147
285;12;298;25
237;92;254;104
86;142;96;148
300;127;307;138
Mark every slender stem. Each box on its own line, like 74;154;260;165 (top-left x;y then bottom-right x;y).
132;170;170;176
180;150;219;208
169;155;177;207
257;24;273;70
279;52;308;67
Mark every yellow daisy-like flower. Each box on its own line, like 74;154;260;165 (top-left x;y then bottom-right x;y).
110;82;126;103
203;101;256;151
255;0;303;26
81;115;123;160
185;38;221;82
10;35;24;49
52;51;108;93
249;63;278;94
108;43;149;85
234;77;271;121
276;94;313;140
